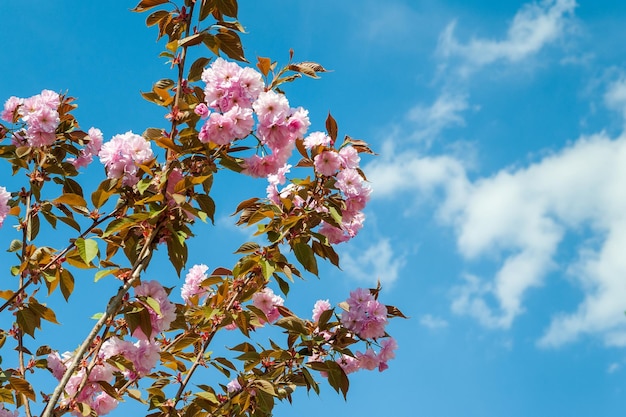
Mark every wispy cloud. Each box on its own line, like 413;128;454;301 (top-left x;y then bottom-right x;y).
407;93;470;143
420;314;449;329
437;0;577;73
340;238;406;287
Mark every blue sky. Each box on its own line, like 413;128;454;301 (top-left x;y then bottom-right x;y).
3;0;626;416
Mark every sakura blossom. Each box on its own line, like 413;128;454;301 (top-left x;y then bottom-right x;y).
314;150;343;176
0;405;18;417
70;127;104;169
1;96;22;122
226;378;242;393
181;264;210;304
0;186;10;228
252;287;284;323
303;131;331;149
312;299;332;322
132;280;176;339
98;131;154;186
340;288;388;339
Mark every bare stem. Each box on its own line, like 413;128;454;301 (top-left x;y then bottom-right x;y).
16;192;33;417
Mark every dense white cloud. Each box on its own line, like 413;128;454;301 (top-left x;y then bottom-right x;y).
438;0;576;70
368;131;626;347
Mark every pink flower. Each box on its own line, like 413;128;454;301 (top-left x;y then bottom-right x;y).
339;146;360;169
201;58;263;111
225;105;254;139
303;131;331;149
181;264;210;304
335;168;367;198
92;392;118;416
226;378;242;393
0;405;18;417
336;354;360;375
319;222;349;244
340;288;388;339
244;154;283;178
286;107;310;139
70;127;104;169
356;349;380;371
0;187;10;228
132;339;161;375
378;337;398;362
100;337;160;378
133;280;176;339
312;299;331;322
98;131;154;186
1;96;22;122
253;91;290;124
47;351;71;380
252;287;284;324
198;112;235;145
194;103;209;118
314;150;342;176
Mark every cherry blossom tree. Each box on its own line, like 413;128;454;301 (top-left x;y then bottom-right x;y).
0;2;405;417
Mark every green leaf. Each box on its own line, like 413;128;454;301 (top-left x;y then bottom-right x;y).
275;316;308;335
196;194;215;223
326;360;349;399
216;0;238;18
293;242;318;275
216;30;247;62
60;269;75;301
188;57;211;82
26;214;40;241
144;296;162;316
75;238;99;265
132;0;168;12
235;241;260;254
94;269;115;283
8;377;35;401
7;239;22;252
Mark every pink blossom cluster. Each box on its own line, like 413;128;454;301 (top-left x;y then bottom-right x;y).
132;280;176;340
47;351;118;416
310;140;370;244
197;57;262;145
311;299;331;323
196;58;310;177
251;287;284;324
181;264;210;304
335;337;397;374
45;281;172;415
100;337;161;378
0;186;10;228
0;404;18;417
98;131;154;186
340;288;387;339
69;127;104;169
1;90;60;147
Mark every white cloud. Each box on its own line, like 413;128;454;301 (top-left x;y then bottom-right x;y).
420;314;449;329
407;93;469;143
604;76;626;121
608;363;621;374
438;0;576;71
340;238;406;287
368;131;626;347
